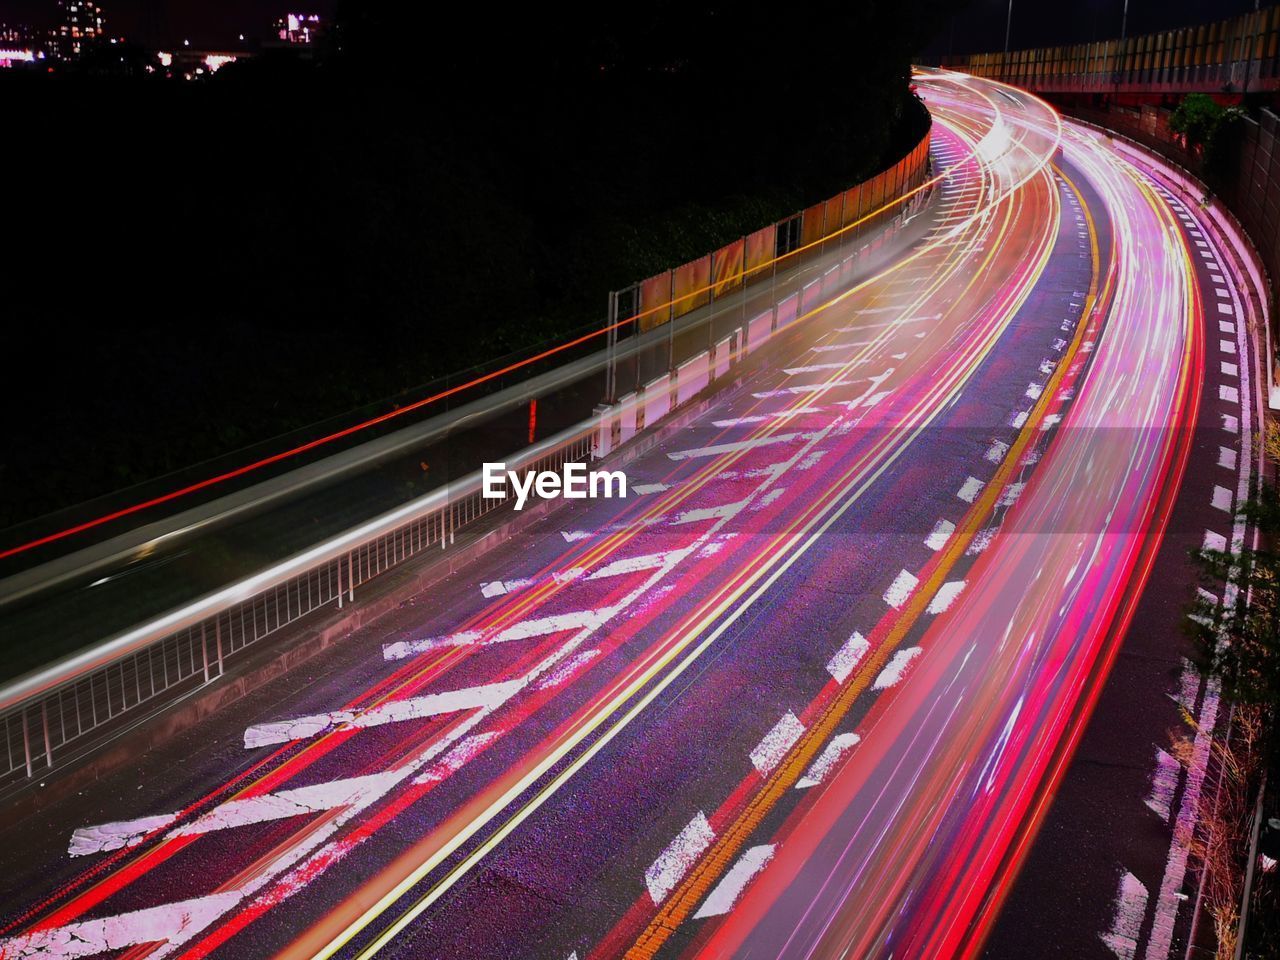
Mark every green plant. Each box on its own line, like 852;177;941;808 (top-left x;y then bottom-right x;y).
1188;480;1280;707
1169;93;1245;182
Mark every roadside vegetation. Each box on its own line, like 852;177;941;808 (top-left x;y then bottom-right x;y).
0;0;950;533
1186;424;1280;958
1169;93;1246;186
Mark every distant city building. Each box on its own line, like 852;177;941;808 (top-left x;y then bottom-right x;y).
48;0;106;59
0;22;35;44
0;22;38;67
155;48;239;80
272;13;321;45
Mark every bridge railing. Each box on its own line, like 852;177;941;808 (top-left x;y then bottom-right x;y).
936;5;1280;95
0;121;934;802
0;424;594;794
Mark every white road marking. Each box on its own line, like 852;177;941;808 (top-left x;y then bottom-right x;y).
712;407;822;427
967;527;995;555
1211;485;1233;512
692;845;776;919
532;650;601;692
243;679;523;747
924;519;955;551
795;733;861;789
797;450;829;470
784;363;857;376
997;483;1024;507
926;580;967;615
69;813;183;857
587;550;684;580
752;488;786;511
72;769;416;857
1144;748;1181;822
883;570;918;609
645;812;715;904
1146;679;1221;959
827;631;869;684
383;608;611;661
1220;338;1236;354
844;390;891;410
1219;384;1239;403
811;341;872;353
985;440;1009;463
0;891;243;960
670;500;750;526
9;519;729;960
1101;871;1149;960
957;476;984;503
1221;413;1239;433
1221;361;1238;377
873;647;922;690
749;712;806;774
754;379;871;399
631;482;673;495
560;499;747;542
1218;446;1237;470
1203;530;1227;552
668;432;813;460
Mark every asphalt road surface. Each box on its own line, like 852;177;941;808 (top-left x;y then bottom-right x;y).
0;72;1256;960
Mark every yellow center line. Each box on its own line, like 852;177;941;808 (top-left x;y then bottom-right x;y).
624;161;1096;959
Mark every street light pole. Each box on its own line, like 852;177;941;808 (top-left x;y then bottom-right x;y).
1114;0;1130;89
1004;0;1013;55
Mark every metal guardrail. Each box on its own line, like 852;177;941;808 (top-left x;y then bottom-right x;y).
935;5;1280;95
0;120;934;800
0;426;594;792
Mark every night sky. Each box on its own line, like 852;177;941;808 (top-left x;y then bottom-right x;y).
0;0;1265;53
0;0;336;47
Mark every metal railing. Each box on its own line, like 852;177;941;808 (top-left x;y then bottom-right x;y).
935;5;1280;95
0;426;593;793
0;120;935;800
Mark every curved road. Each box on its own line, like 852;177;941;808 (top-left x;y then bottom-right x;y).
0;73;1255;960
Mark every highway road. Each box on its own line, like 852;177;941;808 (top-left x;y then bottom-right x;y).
0;72;1257;960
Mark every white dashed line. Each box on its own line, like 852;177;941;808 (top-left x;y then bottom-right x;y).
873;647;922;690
692;845;776;919
749;712;806;774
1211;486;1233;512
957;476;984;503
827;631;869;684
646;813;715;904
883;570;918;609
926;580;967;615
795;733;861;789
925;519;956;551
